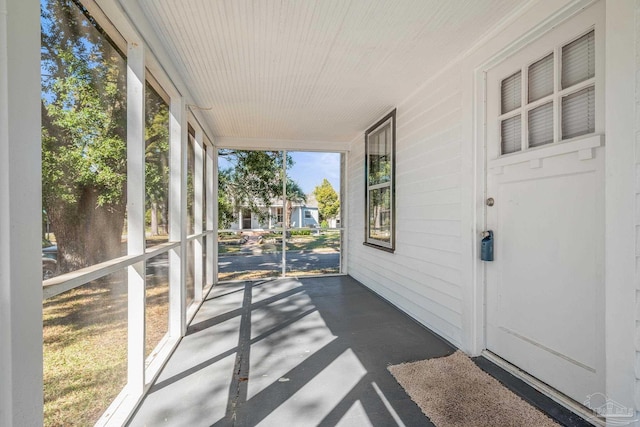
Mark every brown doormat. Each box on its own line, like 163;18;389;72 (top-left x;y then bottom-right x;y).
388;351;560;427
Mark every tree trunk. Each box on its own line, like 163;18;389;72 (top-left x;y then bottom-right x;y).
161;199;168;235
48;186;126;273
151;201;159;236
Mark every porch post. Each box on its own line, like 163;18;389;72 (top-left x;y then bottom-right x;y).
206;141;215;287
126;39;146;394
169;96;186;337
194;126;204;302
0;0;43;424
282;151;287;276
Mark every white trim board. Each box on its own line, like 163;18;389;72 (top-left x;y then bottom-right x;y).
215;136;349;153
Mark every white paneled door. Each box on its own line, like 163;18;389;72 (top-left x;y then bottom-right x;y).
484;143;605;403
484;4;605;405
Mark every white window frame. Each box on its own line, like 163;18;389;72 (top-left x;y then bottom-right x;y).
364;109;396;252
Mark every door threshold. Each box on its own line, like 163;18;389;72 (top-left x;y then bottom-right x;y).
481;350;604;427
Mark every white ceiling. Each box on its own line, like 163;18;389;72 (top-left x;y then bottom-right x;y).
136;0;528;143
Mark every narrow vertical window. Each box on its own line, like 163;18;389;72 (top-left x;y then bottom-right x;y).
365;110;396;252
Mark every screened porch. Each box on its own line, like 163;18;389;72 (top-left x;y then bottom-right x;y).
2;0;638;426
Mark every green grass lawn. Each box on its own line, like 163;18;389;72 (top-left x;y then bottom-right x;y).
218;231;341;254
217;231;341;281
218;267;340;282
43;231;340;424
286;231;340;252
43;271;168;426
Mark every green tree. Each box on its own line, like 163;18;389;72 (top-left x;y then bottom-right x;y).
41;0;128;271
313;179;340;223
285;178;306;228
217;168;235;228
41;0;170;271
218;150;289;227
144;84;170;236
217;150;308;229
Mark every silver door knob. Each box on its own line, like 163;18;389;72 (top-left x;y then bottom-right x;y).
486;197;495;207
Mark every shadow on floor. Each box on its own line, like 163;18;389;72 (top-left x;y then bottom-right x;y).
128;275;455;426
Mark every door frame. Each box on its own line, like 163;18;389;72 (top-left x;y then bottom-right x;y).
470;0;617;420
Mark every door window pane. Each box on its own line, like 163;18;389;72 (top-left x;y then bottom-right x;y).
501;115;521;154
562;86;595;139
528;54;553;102
562;31;595;89
528;103;554;148
501;71;521;114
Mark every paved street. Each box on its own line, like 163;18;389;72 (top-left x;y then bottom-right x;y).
145;251;340;276
218;251;340;273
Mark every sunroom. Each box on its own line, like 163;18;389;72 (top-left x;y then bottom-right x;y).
1;0;639;425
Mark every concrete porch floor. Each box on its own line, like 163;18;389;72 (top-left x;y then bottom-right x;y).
128;275;591;426
128;276;454;426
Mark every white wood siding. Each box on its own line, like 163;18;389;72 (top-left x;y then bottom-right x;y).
348;68;464;346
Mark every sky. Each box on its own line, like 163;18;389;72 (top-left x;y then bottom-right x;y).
218;151;341;196
287;152;341;195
